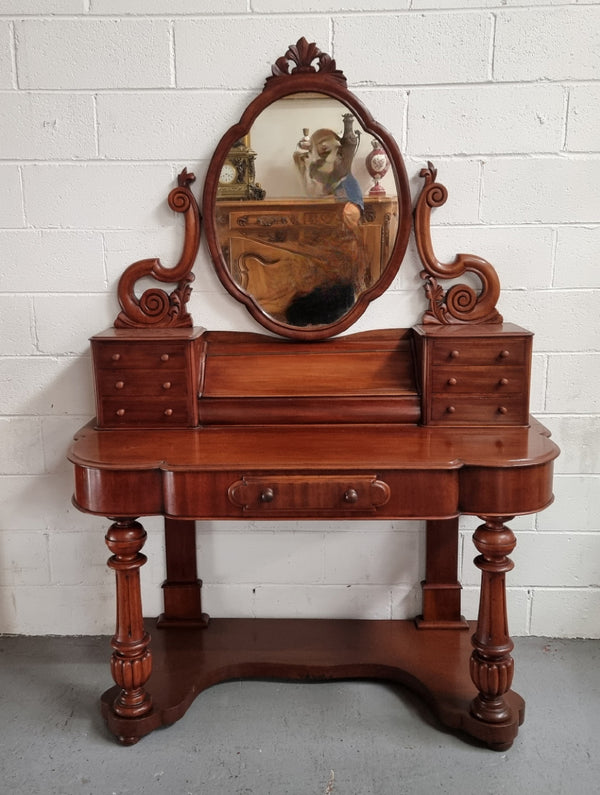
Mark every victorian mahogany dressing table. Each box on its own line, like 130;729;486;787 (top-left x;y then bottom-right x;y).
68;39;558;749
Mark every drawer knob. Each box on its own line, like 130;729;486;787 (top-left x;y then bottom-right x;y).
115;409;125;417
111;353;121;362
449;350;460;359
164;408;173;417
344;489;359;503
499;350;510;359
114;381;124;390
447;377;457;386
160;353;170;362
162;381;172;390
446;406;456;414
260;488;274;503
498;406;508;415
499;377;509;386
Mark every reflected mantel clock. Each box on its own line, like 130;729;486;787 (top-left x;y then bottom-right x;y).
68;37;558;750
217;138;265;200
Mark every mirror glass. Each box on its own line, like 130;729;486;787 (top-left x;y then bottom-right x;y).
213;93;401;329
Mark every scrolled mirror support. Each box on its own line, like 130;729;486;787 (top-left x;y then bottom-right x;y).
114;169;201;329
414;162;503;325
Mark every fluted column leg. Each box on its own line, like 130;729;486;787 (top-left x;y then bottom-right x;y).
470;516;516;734
105;518;153;743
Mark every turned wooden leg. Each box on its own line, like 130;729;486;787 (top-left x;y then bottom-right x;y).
469;516;516;739
105;518;153;742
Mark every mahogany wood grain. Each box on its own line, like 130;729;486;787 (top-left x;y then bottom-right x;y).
470;516;518;741
417;517;467;629
414;324;532;426
114;169;201;329
100;617;524;750
158;518;208;628
70;418;558;474
92;328;204;429
104;519;153;744
69;416;556;749
414;162;502;325
67;36;559;754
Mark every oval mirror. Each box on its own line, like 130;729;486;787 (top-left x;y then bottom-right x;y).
203;38;411;340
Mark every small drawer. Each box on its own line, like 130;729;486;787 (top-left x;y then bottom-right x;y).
99;397;190;427
431;366;526;395
430;395;527;425
227;474;390;514
431;339;527;367
97;369;187;398
93;341;187;370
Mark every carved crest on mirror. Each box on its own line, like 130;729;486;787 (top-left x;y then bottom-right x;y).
111;38;503;336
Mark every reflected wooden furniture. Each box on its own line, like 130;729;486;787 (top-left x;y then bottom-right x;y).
215;197;398;320
68;37;558;750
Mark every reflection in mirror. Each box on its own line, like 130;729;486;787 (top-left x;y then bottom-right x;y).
215;94;399;327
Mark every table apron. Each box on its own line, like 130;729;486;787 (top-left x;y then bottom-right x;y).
72;461;554;520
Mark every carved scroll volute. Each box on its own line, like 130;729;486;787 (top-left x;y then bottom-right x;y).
414;162;502;325
114;168;201;328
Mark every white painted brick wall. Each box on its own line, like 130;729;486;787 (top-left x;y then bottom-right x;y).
15;19;173;89
493;8;600;82
0;3;597;638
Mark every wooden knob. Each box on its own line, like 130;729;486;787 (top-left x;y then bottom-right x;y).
447;377;457;386
446;406;456;414
499;377;509;386
164;408;173;416
160;353;170;362
162;382;172;390
111;353;121;361
344;489;359;503
260;488;274;503
449;350;460;359
114;381;124;389
499;350;510;359
498;406;508;415
115;409;125;417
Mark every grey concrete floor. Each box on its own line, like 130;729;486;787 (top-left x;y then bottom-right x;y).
0;634;598;795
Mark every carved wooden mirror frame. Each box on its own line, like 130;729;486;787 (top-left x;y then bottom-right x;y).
112;38;502;333
202;39;412;340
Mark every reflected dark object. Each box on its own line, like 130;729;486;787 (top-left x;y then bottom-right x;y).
285;281;355;326
216;196;397;326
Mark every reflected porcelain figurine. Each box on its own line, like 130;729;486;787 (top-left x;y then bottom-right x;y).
365;139;390;196
293;114;363;216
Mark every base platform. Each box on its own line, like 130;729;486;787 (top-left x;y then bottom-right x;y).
100;618;524;749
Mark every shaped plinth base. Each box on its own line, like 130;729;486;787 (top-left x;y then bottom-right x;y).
100;618;524;749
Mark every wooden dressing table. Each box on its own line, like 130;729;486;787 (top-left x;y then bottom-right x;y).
68;38;558;749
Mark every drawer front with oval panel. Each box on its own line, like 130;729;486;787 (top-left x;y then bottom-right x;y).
227;474;391;515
